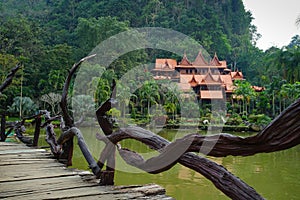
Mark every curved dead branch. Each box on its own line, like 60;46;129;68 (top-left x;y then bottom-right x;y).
175;97;300;157
58;127;101;177
59;54;96;165
42;110;61;157
13;112;46;145
97;98;300;199
60;54;96;128
96;79;117;135
0;64;22;93
97;126;264;199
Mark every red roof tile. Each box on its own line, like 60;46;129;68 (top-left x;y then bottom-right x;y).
179;53;192;66
154;59;177;70
210;53;222;66
193;51;208;66
188;74;198;87
200;91;223;99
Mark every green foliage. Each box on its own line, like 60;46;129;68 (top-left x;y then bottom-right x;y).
73;17;129;58
8;96;38;117
225;113;243;126
1;0;299;123
248;114;271;126
233;80;256;115
71;94;95;118
106;108;121;118
40;93;62;115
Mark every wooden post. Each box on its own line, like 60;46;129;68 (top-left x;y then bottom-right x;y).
59;139;74;166
0;113;6;141
99;170;115;185
32;115;42;147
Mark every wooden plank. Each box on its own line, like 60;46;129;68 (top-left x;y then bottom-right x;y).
0;159;58;165
0;167;76;183
0;142;23;146
0;142;172;199
0;148;47;155
0;175;98;198
0;152;53;159
3;184;167;199
72;194;174;200
0;160;64;167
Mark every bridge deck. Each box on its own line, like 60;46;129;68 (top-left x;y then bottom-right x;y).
0;142;172;199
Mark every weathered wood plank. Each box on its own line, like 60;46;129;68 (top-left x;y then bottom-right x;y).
0;176;98;198
0;164;80;183
0;152;53;159
72;194;174;200
0;160;64;167
2;184;167;200
0;148;47;155
0;159;58;165
0;142;171;199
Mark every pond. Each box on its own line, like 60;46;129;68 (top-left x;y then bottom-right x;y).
36;127;299;200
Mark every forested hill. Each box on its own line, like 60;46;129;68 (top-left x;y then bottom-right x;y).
1;0;255;58
1;0;299;103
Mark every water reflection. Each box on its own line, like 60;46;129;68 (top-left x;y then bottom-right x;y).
38;127;299;200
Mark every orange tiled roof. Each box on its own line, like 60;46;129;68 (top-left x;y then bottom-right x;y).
179;53;192;66
179;74;202;92
231;70;244;80
200;90;223;99
177;82;193;92
188;74;198;87
193;51;208;66
220;74;234;91
210;53;222;66
252;86;265;92
154;59;177;70
200;69;222;85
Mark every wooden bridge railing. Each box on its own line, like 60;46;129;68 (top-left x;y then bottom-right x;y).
1;56;300;200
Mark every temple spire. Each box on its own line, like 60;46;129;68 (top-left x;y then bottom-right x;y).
179;52;192;66
210;52;222;66
193;51;208;66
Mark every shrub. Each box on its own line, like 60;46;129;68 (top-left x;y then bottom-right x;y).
248;114;272;126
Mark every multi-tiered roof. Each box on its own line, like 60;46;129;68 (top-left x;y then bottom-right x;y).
152;51;252;100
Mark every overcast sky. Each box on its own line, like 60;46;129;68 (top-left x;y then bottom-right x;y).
243;0;300;50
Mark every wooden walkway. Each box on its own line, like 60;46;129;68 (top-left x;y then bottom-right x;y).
0;142;172;199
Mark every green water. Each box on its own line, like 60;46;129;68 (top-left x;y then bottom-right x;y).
38;127;299;200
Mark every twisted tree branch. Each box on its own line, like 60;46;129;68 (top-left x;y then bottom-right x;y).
97;98;300;199
60;54;96;128
0;64;22;93
59;54;96;165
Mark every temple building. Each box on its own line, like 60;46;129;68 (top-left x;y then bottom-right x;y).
152;51;259;102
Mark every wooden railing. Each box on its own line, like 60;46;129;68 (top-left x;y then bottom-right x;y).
1;56;300;200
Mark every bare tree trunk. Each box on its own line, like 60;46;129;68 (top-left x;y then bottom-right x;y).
98;127;264;199
0;113;6;141
97;98;300;199
59;54;96;166
0;64;21;93
32;115;42;146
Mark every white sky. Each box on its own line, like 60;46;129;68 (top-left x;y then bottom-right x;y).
243;0;300;50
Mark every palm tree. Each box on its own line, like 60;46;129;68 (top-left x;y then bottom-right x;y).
163;82;181;120
48;69;67;92
163;102;176;120
94;79;111;107
140;80;160;119
8;97;37;117
281;82;300;108
115;82;131;118
233;80;256;115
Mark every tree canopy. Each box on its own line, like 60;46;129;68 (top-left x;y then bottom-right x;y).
0;0;299;118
